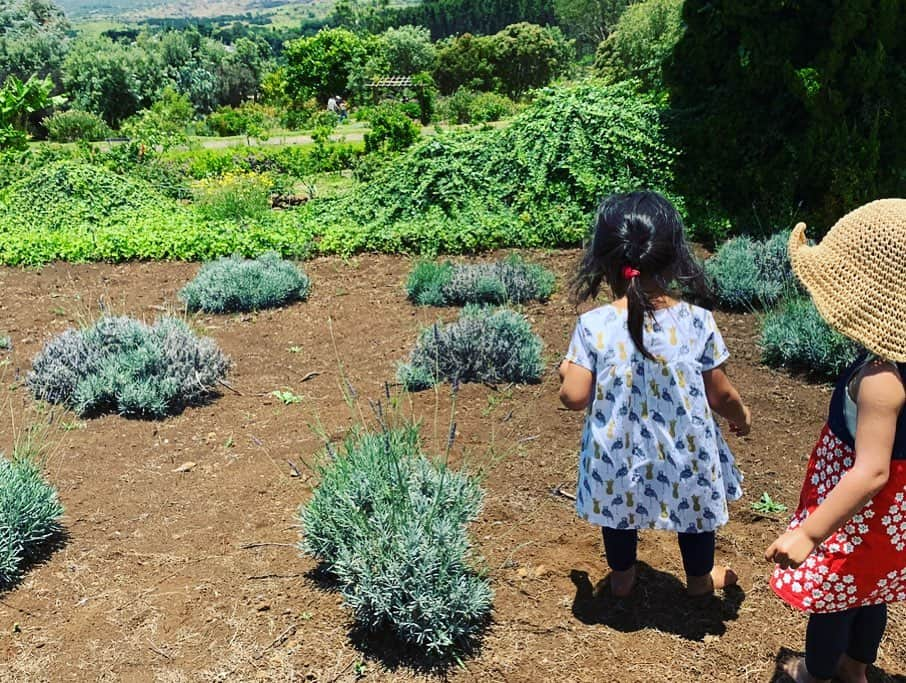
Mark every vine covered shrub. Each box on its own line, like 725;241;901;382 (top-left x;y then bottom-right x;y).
406;255;555;306
706;231;795;310
28;316;230;419
0;450;63;587
760;296;859;380
314;82;677;256
43;109;111;142
363;104;421;154
180;253;311;313
299;424;491;657
398;305;544;390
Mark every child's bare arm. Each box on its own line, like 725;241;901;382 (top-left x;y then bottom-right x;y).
702;367;751;435
766;364;905;569
559;360;594;411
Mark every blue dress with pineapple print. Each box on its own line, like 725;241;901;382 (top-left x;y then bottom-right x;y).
565;302;743;533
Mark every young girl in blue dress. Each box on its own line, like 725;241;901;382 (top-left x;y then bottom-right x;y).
559;190;752;596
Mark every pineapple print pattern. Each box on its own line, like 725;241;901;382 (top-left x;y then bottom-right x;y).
565;302;744;532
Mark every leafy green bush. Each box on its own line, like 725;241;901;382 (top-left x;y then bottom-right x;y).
299;423;491;657
595;0;684;92
406;255;555;306
364;104;421;154
760;295;859;380
439;89;515;124
43;109;111;142
0;447;63;587
398;305;544;390
0;335;9;350
28;316;230;419
706;231;796;310
180;253;311;313
191;171;273;222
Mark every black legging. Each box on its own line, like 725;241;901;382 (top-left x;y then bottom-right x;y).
601;527;715;577
806;605;888;680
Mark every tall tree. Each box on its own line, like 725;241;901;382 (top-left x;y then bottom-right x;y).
553;0;633;51
0;0;70;83
666;0;906;234
375;0;557;40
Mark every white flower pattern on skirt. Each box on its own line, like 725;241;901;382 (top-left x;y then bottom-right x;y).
773;426;906;613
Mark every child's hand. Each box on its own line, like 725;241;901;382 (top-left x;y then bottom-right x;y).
729;405;752;437
764;528;817;569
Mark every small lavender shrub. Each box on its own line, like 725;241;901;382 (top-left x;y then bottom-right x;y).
761;295;859;380
179;252;311;313
28;316;230;419
706;231;796;310
406;255;556;307
0;449;64;587
300;424;491;657
398;305;544;390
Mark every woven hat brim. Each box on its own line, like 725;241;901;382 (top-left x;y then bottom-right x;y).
789;222;906;363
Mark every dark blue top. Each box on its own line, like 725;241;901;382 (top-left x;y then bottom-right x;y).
827;355;906;460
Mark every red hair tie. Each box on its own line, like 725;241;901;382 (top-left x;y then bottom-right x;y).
622;265;641;280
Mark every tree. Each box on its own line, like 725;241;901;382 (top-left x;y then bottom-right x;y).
491;23;574;97
666;0;906;234
553;0;633;51
595;0;683;91
434;23;574;96
0;0;70;83
62;36;158;126
120;87;193;151
333;0;390;31
283;28;367;105
380;24;436;75
377;0;557;40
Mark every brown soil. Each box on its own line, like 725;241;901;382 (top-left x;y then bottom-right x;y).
0;251;903;683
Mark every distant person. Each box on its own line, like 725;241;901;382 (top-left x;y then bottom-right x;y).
336;97;348;122
327;96;339;118
767;200;906;683
559;190;751;598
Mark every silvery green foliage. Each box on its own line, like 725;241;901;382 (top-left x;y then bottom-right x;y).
300;425;491;657
28;316;230;419
706;231;796;310
179;252;311;313
406;255;555;307
0;455;63;587
398;305;544;391
761;295;859;380
0;335;10;350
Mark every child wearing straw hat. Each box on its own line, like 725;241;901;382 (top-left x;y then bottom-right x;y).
766;199;906;683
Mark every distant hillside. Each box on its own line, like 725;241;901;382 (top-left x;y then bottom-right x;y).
58;0;334;21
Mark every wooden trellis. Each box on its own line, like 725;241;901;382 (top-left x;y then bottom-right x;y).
366;75;424;104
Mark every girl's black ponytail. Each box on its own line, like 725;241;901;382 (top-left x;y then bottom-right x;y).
625;275;656;361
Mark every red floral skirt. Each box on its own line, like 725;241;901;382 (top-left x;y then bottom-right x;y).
772;425;906;613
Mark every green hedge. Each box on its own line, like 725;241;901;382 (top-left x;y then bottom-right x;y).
300;424;491;657
398;305;544;390
28;316;230;419
706;231;796;310
180;253;311;313
406;255;555;306
760;295;859;380
0;448;63;587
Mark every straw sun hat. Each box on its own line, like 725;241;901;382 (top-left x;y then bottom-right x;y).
788;198;906;362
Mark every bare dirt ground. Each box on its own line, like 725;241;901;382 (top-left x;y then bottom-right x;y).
0;251;903;682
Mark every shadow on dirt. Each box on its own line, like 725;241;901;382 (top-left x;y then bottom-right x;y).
768;646;906;683
569;562;744;641
303;562;488;675
0;529;69;596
